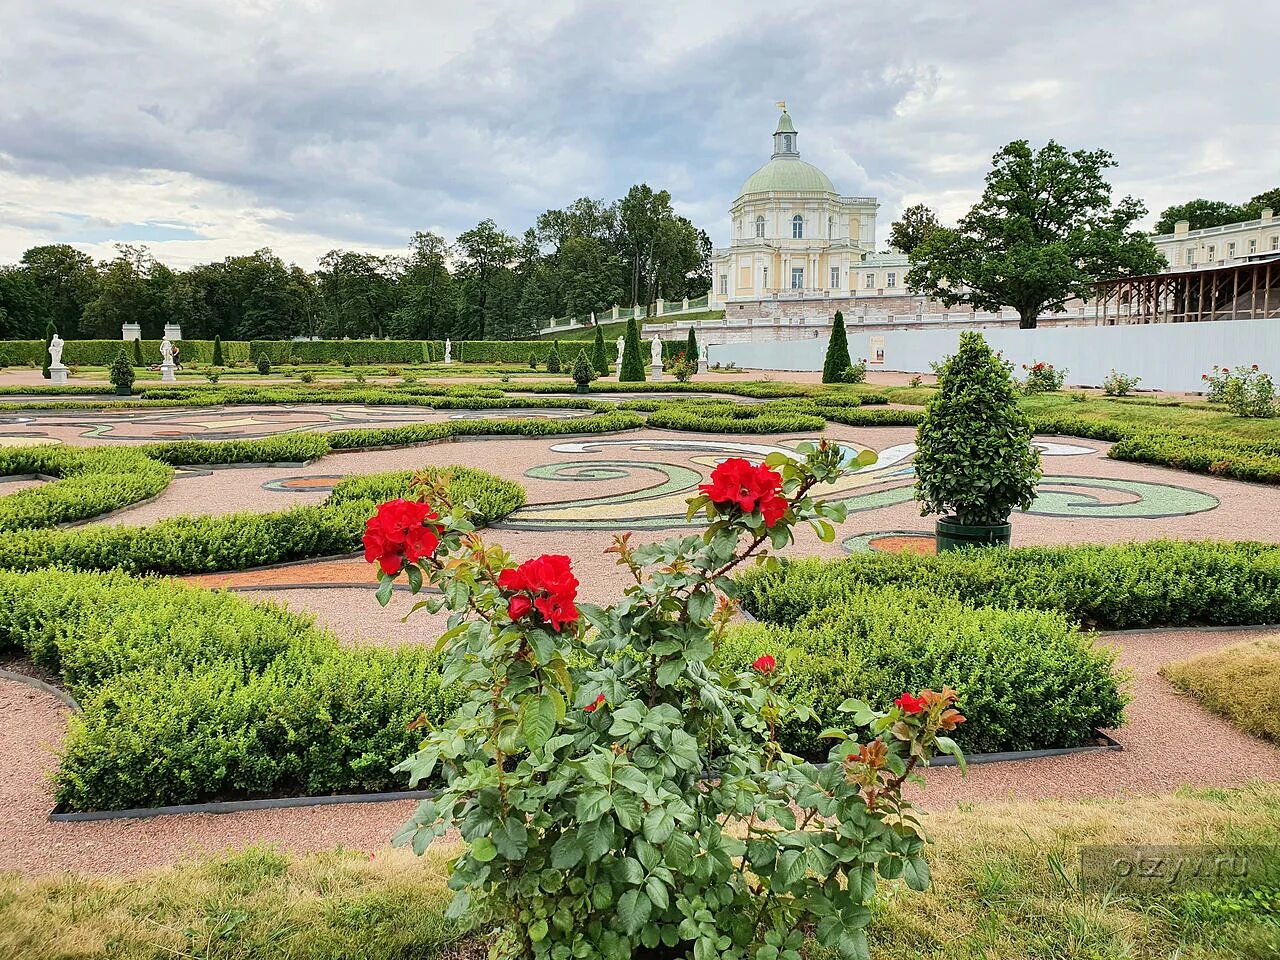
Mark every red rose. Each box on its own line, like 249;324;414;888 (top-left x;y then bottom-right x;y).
699;458;787;528
498;554;579;632
894;692;927;715
584;694;605;713
1253;364;1260;371
752;654;776;674
363;499;442;576
507;594;533;621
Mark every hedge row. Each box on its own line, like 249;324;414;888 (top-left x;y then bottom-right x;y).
249;340;442;365
0;340;251;366
0;466;525;575
0;447;173;530
721;585;1126;754
736;540;1280;630
6;568;1120;811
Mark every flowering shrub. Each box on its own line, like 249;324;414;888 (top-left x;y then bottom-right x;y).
370;443;966;960
834;360;867;384
1203;364;1276;418
1102;369;1141;397
1020;359;1066;393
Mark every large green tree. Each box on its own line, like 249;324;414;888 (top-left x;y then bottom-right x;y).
454;219;518;339
391;232;455;340
81;245;172;339
888;204;941;256
906;140;1164;329
19;245;99;340
1152;187;1280;234
317;250;399;339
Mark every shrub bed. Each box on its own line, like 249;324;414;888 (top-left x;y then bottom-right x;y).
736;540;1280;630
0;447;172;529
722;585;1126;754
0;466;525;575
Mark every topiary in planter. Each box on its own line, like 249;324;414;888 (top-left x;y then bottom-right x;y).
572;348;594;393
915;332;1040;544
546;340;562;374
108;349;135;395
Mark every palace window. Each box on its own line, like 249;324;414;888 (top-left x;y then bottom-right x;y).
1272;236;1279;250
719;275;728;296
828;216;834;238
1228;242;1236;258
887;272;897;288
1249;239;1257;254
830;267;840;288
791;267;804;289
755;216;765;238
1185;250;1194;265
792;215;804;239
865;272;875;289
762;266;768;288
1208;244;1216;261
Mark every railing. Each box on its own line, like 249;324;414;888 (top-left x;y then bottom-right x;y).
642;307;1096;336
538;295;714;336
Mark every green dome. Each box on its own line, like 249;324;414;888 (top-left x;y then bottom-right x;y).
738;156;835;196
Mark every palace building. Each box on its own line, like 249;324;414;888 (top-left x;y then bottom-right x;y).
707;105;912;318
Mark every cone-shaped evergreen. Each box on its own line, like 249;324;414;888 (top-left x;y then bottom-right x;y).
686;327;699;365
822;310;852;384
573;348;594;387
591;325;609;376
132;338;143;365
109;349;136;391
211;335;224;366
42;322;55;379
620;316;646;382
529;350;538;370
546;340;563;374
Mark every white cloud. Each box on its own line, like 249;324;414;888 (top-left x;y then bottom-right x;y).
0;0;1275;265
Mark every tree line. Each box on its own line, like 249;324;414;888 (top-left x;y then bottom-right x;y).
0;184;710;343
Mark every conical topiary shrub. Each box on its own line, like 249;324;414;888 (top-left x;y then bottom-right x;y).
546;340;563;374
592;325;609;377
572;348;594;393
108;348;136;395
915;331;1041;547
620;316;646;382
211;335;224;366
686;326;699;366
132;338;143;365
822;311;852;384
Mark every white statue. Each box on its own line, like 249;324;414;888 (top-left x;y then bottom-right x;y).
48;332;64;368
650;336;662;366
160;338;174;364
701;344;709;362
444;339;452;363
616;336;625;363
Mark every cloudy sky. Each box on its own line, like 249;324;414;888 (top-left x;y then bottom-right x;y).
1;0;1276;268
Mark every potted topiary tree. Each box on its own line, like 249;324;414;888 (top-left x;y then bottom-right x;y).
915;332;1041;550
546;340;562;374
572;348;594;393
108;348;135;396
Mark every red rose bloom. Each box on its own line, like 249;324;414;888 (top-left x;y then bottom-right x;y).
699;458;788;528
584;694;605;713
499;554;579;632
752;654;776;674
507;593;533;621
894;692;927;715
362;499;442;576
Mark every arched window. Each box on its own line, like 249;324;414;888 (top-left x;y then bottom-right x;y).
828;216;834;238
792;215;804;239
784;134;792;152
755;216;765;238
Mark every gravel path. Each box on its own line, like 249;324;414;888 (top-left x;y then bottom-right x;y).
3;626;1277;878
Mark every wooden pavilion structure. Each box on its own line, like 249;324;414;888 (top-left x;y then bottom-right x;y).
1095;253;1280;325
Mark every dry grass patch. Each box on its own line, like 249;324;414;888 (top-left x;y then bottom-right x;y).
1162;635;1280;743
1;788;1278;959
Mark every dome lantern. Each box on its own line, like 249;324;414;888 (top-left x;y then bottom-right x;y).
772;105;799;158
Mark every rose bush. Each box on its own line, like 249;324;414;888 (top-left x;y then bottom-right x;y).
369;443;966;960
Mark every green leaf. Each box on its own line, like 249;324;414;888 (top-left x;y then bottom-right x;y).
550;832;583;869
528;918;549;942
903;855;931;892
405;563;423;593
656;658;685;688
521;693;557;750
645;875;670;911
375;575;394;607
469;837;497;863
617;888;652;935
643;807;675;845
935;735;967;774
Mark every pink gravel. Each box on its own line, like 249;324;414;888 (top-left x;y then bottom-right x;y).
2;626;1278;878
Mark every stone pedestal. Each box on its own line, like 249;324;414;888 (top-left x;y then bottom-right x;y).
160;363;177;383
615;360;622;379
650;362;664;382
698;357;708;375
121;323;142;341
163;323;183;342
48;364;69;385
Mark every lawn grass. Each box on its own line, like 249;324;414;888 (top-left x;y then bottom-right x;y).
2;784;1277;959
1019;392;1280;442
1162;637;1280;743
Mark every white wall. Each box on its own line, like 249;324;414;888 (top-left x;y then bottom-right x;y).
707;318;1280;392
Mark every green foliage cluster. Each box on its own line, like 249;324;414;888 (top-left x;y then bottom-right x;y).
619;316;645;382
735;540;1280;631
545;340;562;374
638;395;904;435
107;349;135;390
0;466;524;575
0;446;172;530
1102;369;1141;396
1107;431;1280;484
572;348;594;387
0;568;455;811
822;311;852;383
591;326;609;376
915;333;1041;525
1019;360;1066;393
722;584;1125;754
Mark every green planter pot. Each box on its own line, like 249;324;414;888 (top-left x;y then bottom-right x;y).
936;516;1011;551
115;386;132;396
574;383;591;394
